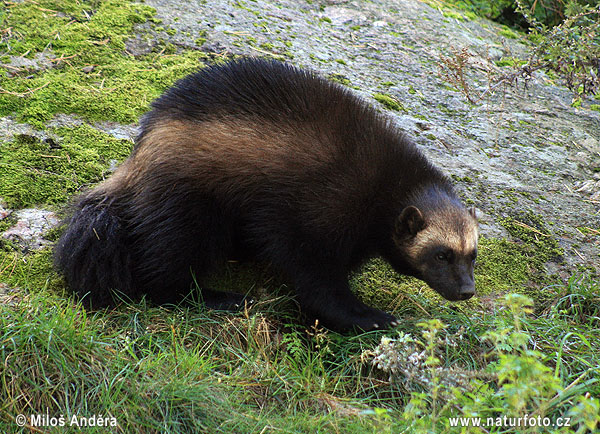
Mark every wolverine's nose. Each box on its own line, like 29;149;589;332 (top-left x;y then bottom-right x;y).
458;284;475;300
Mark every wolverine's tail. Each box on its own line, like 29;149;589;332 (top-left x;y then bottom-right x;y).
54;193;136;308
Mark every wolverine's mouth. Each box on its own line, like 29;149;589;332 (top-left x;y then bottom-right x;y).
434;288;475;302
456;291;474;301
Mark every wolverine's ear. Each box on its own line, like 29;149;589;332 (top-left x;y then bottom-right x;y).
396;206;426;237
468;206;478;221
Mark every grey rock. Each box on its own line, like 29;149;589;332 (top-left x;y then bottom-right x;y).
0;117;56;144
1;52;56;77
0;203;9;220
2;209;59;251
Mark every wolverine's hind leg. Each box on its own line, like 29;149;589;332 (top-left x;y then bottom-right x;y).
130;194;247;309
192;287;250;310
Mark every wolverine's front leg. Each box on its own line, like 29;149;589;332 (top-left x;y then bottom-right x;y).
251;220;397;331
292;268;398;332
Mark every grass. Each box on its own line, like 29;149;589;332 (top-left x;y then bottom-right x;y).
1;277;598;433
0;0;599;433
0;0;208;128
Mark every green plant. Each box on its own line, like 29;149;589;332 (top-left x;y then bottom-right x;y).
438;1;600;103
515;0;600;98
365;292;600;433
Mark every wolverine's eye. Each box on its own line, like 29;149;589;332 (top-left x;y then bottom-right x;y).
435;250;453;262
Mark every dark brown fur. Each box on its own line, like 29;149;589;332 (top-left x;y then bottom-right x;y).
54;58;478;331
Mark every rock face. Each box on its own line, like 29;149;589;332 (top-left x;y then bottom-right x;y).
2;209;59;251
1;0;598;278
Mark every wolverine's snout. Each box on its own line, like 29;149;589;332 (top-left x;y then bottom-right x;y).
457;283;475;300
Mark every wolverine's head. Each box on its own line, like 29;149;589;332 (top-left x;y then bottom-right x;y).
392;187;479;301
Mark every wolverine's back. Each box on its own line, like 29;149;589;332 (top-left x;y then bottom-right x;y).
142;57;365;126
118;58;428;216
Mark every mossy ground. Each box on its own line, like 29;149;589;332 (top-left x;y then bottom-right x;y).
0;1;598;432
0;126;132;208
0;0;208;128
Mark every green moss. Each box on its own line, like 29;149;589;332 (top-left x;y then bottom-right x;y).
351;258;432;315
0;125;132;209
499;27;519;39
328;73;351;87
2;0;153;57
467;211;564;305
474;237;537;295
451;174;474;183
202;261;288;302
373;93;407;112
495;57;527;67
0;0;207;127
0;215;17;235
577;226;600;238
464;11;477;20
0;247;64;294
335;58;347;65
590;104;600;112
474;230;561;302
233;0;260;16
500;211;563;263
442;10;465;21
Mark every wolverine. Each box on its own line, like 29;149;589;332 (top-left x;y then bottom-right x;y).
54;58;478;332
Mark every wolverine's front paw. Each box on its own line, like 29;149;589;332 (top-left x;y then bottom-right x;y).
302;301;398;332
351;307;398;332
